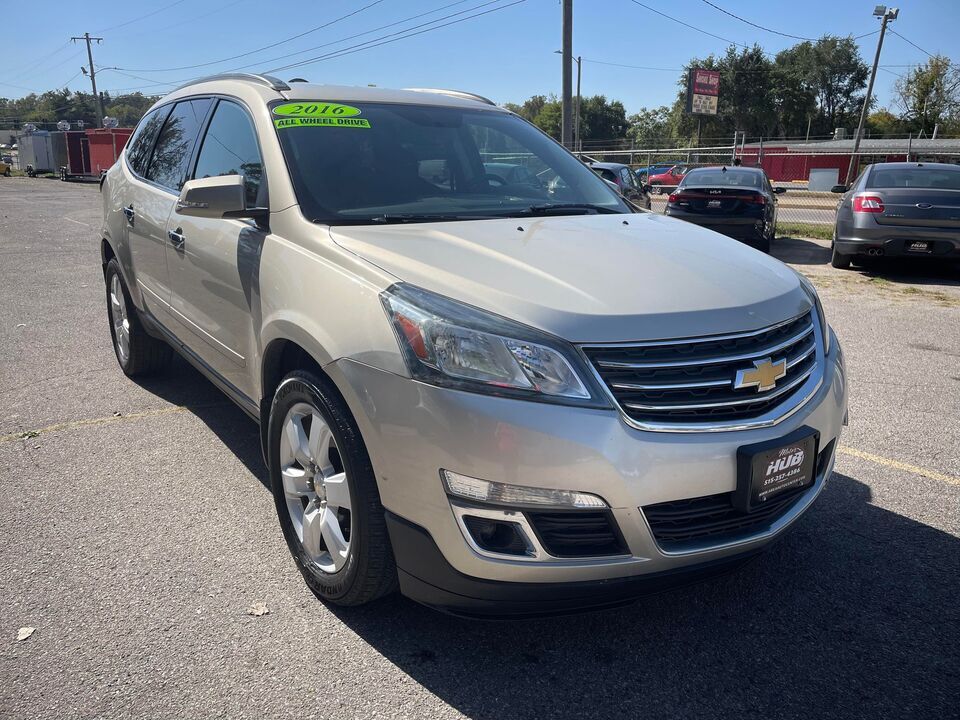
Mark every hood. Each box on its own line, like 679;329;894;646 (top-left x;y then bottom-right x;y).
329;213;809;343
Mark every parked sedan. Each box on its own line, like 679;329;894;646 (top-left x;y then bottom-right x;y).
588;161;651;209
664;166;784;252
830;162;960;269
634;162;675;182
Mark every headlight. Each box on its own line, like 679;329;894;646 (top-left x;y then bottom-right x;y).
798;274;831;354
380;283;609;406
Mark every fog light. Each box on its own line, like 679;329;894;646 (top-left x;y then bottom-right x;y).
462;516;531;556
441;469;607;508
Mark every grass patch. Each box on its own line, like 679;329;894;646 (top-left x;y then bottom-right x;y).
777;222;833;241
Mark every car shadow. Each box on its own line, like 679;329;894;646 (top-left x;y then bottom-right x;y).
132;354;269;491
850;258;960;288
326;473;959;719
772;235;832;265
128;361;959;717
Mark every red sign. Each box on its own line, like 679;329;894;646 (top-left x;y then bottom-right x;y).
692;69;720;96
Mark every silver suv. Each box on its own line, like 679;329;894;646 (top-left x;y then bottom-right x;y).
100;74;847;617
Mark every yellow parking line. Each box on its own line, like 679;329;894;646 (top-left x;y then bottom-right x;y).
838;446;960;486
0;406;190;444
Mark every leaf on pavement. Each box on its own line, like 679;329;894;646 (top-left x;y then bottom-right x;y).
246;602;269;617
17;627;35;642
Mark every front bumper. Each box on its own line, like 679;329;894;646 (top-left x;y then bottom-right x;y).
328;333;847;614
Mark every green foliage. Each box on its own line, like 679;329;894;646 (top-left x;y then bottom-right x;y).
893;55;960;136
0;90;158;130
867;109;906;137
627;105;673;147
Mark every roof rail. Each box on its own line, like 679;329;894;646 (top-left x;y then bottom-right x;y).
173;73;290;93
403;88;496;106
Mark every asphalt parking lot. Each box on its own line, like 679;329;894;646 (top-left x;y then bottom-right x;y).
1;177;958;719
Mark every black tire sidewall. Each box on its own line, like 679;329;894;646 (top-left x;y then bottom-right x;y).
104;258;134;374
267;373;370;602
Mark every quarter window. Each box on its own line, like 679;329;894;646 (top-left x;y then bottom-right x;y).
126;105;170;177
145;98;213;191
193;100;264;207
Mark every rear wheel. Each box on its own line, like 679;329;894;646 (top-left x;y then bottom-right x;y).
104;258;171;376
268;370;397;606
830;242;852;269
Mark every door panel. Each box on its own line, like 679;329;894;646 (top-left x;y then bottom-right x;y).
126;179;177;310
165;99;265;398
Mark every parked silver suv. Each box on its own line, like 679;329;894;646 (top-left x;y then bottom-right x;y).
100;74;847;617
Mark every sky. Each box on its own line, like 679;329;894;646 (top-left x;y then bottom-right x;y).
2;0;958;116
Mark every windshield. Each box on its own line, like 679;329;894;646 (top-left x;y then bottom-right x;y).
272;100;630;224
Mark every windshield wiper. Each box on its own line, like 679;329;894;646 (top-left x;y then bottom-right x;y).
369;213;489;224
521;203;622;216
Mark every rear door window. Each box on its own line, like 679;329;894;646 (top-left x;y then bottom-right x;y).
192;100;264;207
146;98;213;191
126;105;171;177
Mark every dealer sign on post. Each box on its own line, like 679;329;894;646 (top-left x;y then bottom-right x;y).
686;69;720;115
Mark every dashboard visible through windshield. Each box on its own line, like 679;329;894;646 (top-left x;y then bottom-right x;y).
272;100;630;224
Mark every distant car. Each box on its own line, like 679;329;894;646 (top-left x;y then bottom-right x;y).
0;159;11;177
588;161;651;209
664;166;784;252
482;162;541;188
830;162;960;269
647;165;689;193
635;162;676;182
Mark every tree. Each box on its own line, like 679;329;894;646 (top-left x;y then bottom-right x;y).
578;95;628;142
867;109;905;137
627;106;673;147
774;36;869;135
893;55;960;136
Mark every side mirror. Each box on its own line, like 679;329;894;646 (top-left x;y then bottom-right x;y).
773;186;786;194
831;184;848;194
176;175;247;218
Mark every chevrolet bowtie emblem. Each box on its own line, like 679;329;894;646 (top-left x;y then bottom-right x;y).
734;357;787;392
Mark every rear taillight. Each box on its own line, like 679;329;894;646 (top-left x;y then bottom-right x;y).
668;193;679;203
853;195;884;213
747;194;766;204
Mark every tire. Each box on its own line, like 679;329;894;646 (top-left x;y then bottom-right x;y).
268;370;397;606
3;169;10;177
104;258;171;376
830;244;852;269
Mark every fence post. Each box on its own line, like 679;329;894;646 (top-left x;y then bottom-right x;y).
906;133;912;162
731;131;738;163
758;136;764;167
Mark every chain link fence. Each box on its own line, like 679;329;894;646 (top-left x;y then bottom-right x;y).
575;141;960;238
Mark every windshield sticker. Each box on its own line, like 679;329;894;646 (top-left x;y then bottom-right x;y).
272;102;369;129
274;116;370;129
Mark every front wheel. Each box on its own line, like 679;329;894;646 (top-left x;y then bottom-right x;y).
268;370;397;606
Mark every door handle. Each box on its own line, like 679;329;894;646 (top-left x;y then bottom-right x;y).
122;205;135;225
168;228;185;249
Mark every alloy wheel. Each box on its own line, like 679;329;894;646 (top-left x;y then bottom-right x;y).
279;403;352;573
109;273;131;364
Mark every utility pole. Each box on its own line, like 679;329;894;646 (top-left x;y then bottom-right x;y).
72;32;105;128
574;55;582;155
561;0;573;149
846;6;898;184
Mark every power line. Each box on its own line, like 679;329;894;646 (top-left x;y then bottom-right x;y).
228;0;477;73
626;0;752;51
117;0;387;73
95;0;525;95
888;29;940;60
94;0;192;34
698;0;815;41
265;0;526;74
125;0;253;40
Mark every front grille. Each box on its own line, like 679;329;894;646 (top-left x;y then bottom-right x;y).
642;440;836;552
582;311;819;427
526;511;627;558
